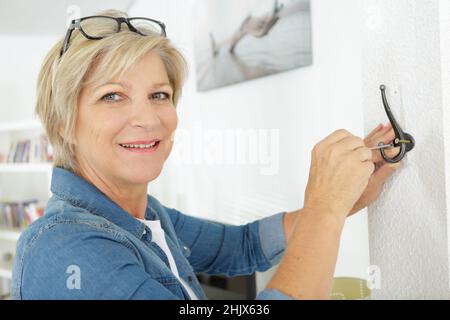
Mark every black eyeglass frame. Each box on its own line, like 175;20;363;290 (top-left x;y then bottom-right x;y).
60;15;167;57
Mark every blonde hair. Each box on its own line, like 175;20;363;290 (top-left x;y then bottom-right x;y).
35;10;187;172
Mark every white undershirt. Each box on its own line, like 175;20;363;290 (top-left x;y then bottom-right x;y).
137;218;198;300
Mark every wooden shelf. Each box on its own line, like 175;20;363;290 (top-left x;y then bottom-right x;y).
0;120;42;132
0;163;52;173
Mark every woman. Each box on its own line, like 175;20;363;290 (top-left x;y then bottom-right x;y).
12;10;401;300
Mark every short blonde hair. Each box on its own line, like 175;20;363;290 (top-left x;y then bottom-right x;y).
36;10;187;172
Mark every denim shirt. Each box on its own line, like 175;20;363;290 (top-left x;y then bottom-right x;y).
12;167;292;300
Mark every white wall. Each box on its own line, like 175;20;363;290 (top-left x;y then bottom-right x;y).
0;36;58;204
129;0;370;293
0;36;58;122
441;0;450;294
361;0;450;299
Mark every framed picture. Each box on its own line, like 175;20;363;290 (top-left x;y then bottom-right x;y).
193;0;313;91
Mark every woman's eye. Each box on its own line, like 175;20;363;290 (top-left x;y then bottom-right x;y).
100;92;122;102
151;92;171;101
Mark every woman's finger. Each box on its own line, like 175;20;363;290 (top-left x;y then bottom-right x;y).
353;146;373;162
380;128;396;145
370;128;396;163
366;124;394;145
373;161;402;182
383;145;401;158
365;123;384;141
340;136;366;152
320;129;353;147
368;125;394;146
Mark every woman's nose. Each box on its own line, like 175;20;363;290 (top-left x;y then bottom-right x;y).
129;101;162;129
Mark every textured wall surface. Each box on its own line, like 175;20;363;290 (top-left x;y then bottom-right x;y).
361;0;450;299
441;0;450;292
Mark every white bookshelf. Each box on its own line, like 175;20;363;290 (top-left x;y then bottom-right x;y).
0;261;13;280
0;163;52;173
0;119;53;297
0;269;12;280
0;120;42;133
0;229;22;242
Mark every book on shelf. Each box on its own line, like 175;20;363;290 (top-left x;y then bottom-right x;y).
2;134;53;164
0;199;44;230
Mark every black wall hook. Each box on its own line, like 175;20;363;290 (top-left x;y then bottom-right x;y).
378;84;415;163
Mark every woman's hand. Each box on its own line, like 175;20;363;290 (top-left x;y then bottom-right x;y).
303;129;375;220
268;129;374;299
349;123;403;215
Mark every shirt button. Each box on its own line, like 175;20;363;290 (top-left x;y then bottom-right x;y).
188;275;193;282
183;246;191;258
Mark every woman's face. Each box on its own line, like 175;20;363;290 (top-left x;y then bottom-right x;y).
74;51;177;187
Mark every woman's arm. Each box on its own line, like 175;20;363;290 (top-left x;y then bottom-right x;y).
268;206;345;299
283;209;300;243
167;207;286;276
265;129;375;299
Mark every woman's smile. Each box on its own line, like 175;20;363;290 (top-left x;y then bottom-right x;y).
117;139;161;154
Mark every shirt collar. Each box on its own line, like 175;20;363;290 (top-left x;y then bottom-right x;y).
50;166;156;239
